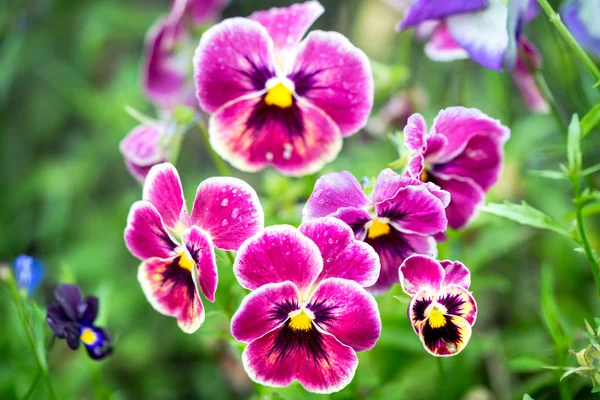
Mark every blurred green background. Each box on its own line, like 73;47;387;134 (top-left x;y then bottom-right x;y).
2;0;600;398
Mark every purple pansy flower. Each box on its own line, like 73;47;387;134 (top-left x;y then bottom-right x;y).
562;0;600;58
399;255;477;357
193;1;374;176
46;284;113;360
231;218;381;393
120;123;172;181
13;254;44;297
124;162;264;333
303;168;449;295
404;107;510;230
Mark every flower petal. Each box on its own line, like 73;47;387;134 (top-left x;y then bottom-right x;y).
249;1;324;68
182;226;218;302
124;201;179;260
512;38;549;114
120;124;166;167
440;260;471;290
424;22;470;62
404;113;428;152
242;325;358;394
13;255;44;297
299;218;380;287
398;0;488;29
208;95;342;176
54;284;83;322
234;225;323;292
142;163;186;230
303;171;370;221
125;161;160;182
193;18;277;113
290;30;373;137
231;281;300;343
430;106;510;165
177;0;229;26
189;176;264;251
399;254;444;296
308;278;381;351
138;256;205;333
445;0;509;71
437;284;477;325
80;297;99;326
83;326;113;360
418;315;472;357
46;304;78;340
561;0;600;58
428;173;485;230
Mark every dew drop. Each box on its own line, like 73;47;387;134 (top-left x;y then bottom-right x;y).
313;188;323;198
221;219;229;226
266;152;274;161
328;238;334;244
221;198;229;206
231;208;240;218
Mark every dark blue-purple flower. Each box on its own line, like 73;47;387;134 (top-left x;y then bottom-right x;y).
46;284;112;360
13;255;44;297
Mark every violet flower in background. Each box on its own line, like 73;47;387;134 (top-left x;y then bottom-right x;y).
13;254;44;297
562;0;600;58
231;219;380;393
120;123;174;182
303;168;449;294
193;1;374;176
404;107;510;230
46;284;113;360
399;255;477;357
124;163;264;333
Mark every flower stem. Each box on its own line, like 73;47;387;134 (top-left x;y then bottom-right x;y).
537;0;600;85
436;357;448;400
196;121;232;177
226;251;235;265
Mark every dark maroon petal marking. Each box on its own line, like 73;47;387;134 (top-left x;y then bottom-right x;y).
269;323;330;365
411;295;432;324
420;317;463;353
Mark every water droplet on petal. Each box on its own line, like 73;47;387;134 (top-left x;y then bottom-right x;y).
231;208;239;218
221;219;229;227
221;198;229;206
328;238;334;244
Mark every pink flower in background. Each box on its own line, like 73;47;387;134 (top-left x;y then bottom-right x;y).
231;219;380;393
120;123;172;181
124;163;264;332
303;168;449;294
404;107;510;230
193;1;374;176
367;86;428;136
399;255;477;357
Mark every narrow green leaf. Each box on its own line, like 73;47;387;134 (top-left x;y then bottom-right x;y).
567;114;582;175
592;386;600;393
482;201;571;238
509;356;547;372
581;102;600;138
581;162;600;177
529;169;567;180
522;394;534;400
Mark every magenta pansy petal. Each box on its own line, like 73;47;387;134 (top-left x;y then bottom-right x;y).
308;278;381;351
138;256;204;333
299;218;380;287
208;95;343;176
403;113;428;152
424;23;470;62
124;201;178;260
290;30;373;137
142;163;186;230
372;168;415;204
399;254;444;296
125;160;162;182
430;107;510;164
182;226;217;302
234;225;323;292
249;1;324;66
399;0;488;29
407;154;425;180
231;281;300;343
193;18;276;113
423;182;451;208
303;171;370;220
178;0;230;26
429;173;485;230
440;260;471;290
242;326;358;394
120;124;165;166
438;284;477;325
190;176;264;251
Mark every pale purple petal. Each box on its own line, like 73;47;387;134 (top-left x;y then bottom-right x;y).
399;254;444;296
407;154;425;180
299;218;380;287
403;113;428;152
308;278;381;351
208;95;343;176
182;226;217;302
231;281;300;343
233;225;323;292
124;201;179;260
561;0;600;57
398;0;488;30
424;22;470;62
429;173;485;230
303;171;370;220
190;176;264;251
120;124;166;167
440;260;471;290
142;163;187;230
193;18;277;113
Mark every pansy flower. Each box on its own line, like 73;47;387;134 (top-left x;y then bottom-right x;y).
404;107;510;230
120;123;173;181
303;168;449;294
124;162;264;332
399;255;477;357
13;254;44;297
562;0;600;58
46;284;113;360
397;0;549;113
193;1;374;176
231;218;381;393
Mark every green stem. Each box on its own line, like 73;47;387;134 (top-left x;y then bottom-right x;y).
197;121;232;177
534;71;567;131
537;0;600;85
573;178;600;297
436;358;448;400
226;251;235;265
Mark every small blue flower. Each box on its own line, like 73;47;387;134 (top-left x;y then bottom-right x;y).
13;255;44;297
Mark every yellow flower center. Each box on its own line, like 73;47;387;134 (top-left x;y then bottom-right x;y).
288;310;313;331
420;169;429;182
367;219;391;239
428;307;447;329
264;83;293;109
80;327;97;345
178;251;195;272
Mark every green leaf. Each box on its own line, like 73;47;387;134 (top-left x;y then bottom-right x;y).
528;169;567;180
567;114;582;176
592;386;600;393
509;356;548;372
482;201;571;238
581;163;600;177
581;102;600;138
522;394;534;400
